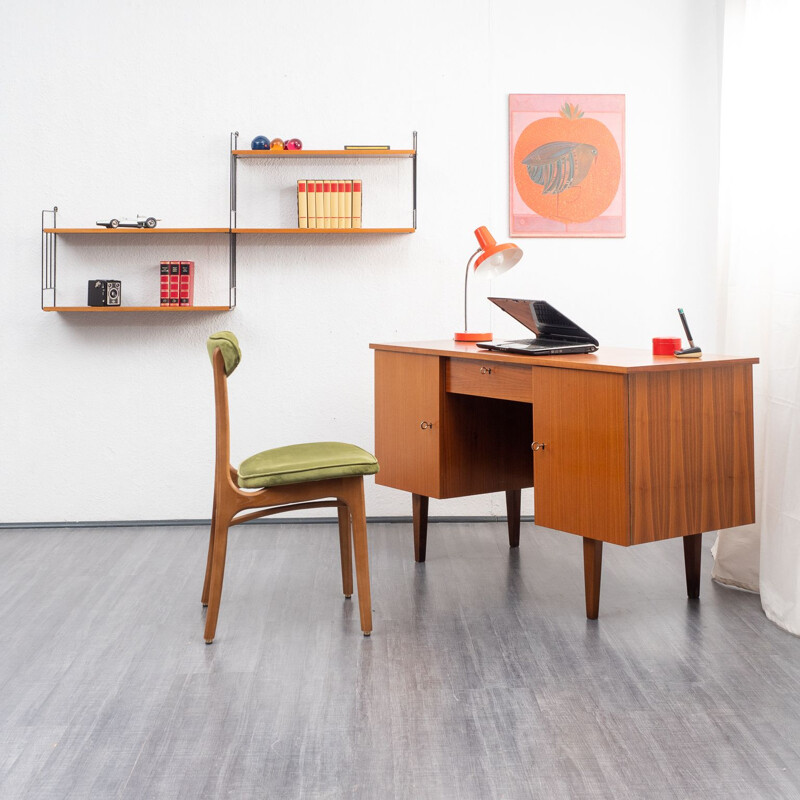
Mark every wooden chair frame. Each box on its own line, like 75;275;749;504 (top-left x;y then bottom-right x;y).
201;347;372;643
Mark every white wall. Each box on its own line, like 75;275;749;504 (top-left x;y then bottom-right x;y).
0;0;724;524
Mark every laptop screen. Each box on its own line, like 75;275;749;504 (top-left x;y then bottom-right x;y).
488;297;599;345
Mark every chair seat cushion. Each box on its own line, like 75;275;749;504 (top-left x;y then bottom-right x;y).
238;442;379;489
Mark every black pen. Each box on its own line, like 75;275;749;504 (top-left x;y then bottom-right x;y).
675;308;702;357
678;308;695;348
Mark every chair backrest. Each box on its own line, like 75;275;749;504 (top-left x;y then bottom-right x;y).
206;331;241;376
207;332;242;476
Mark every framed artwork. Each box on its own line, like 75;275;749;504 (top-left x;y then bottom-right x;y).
509;94;625;237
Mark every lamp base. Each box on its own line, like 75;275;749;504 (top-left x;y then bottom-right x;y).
454;331;493;342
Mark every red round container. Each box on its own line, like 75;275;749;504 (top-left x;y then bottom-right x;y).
652;337;682;356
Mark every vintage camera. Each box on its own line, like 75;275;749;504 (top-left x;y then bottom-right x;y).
88;280;121;307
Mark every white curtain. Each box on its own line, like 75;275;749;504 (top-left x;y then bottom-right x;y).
713;0;800;635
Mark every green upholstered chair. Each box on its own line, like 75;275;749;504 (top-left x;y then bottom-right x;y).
201;331;379;643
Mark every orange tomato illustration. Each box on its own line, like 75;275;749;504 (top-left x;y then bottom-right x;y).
514;103;621;224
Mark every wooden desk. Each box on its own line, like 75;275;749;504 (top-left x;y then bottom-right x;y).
370;341;758;618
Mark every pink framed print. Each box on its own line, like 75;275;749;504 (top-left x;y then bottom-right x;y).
509;94;625;237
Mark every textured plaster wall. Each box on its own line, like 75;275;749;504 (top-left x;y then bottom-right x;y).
0;0;723;524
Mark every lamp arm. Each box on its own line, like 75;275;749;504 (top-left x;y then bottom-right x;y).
463;248;482;332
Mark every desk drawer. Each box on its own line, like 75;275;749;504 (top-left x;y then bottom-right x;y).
446;358;532;403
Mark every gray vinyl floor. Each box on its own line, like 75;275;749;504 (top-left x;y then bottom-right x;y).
1;521;799;800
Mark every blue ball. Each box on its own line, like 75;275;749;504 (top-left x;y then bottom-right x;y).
251;135;270;150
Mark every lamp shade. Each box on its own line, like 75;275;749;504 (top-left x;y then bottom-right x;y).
473;226;523;276
454;226;523;342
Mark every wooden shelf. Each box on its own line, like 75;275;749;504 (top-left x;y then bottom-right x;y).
43;228;229;234
232;227;414;234
43;306;231;313
232;149;415;159
45;227;414;235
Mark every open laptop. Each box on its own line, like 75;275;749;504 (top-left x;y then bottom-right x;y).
476;297;599;356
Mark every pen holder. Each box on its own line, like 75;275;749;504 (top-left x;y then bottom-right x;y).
652;337;682;356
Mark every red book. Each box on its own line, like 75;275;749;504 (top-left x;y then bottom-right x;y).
160;262;170;306
179;261;195;306
169;262;180;306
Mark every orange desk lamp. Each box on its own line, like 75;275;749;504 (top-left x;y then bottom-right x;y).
454;226;523;342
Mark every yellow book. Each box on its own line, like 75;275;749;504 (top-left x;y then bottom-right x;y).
329;179;340;229
343;180;353;229
352;180;362;228
323;180;332;229
338;180;346;228
297;180;308;229
306;178;316;228
315;181;324;229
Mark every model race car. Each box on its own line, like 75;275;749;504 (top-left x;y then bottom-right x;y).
96;215;159;229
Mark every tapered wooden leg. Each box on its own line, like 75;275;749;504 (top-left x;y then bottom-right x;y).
338;505;353;598
203;514;231;644
583;538;603;620
201;492;219;606
348;480;372;636
412;493;429;562
683;533;702;599
506;489;521;548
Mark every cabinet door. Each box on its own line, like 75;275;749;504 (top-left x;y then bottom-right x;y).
374;351;442;497
532;367;631;545
629;363;755;543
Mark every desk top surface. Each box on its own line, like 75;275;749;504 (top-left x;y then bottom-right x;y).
369;341;759;374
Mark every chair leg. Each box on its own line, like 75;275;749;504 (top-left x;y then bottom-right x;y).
201;491;219;606
347;479;372;636
337;504;353;598
203;509;232;644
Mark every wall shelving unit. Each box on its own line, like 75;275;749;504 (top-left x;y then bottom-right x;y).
41;208;234;312
41;131;417;312
229;130;417;235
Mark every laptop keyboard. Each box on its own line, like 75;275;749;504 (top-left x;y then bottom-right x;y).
503;339;559;350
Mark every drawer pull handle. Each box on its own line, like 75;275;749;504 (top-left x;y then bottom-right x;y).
480;367;492;375
420;421;433;430
532;441;546;451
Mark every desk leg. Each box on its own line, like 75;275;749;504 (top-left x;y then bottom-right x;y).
583;538;603;619
412;493;429;563
506;489;521;548
683;533;702;599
